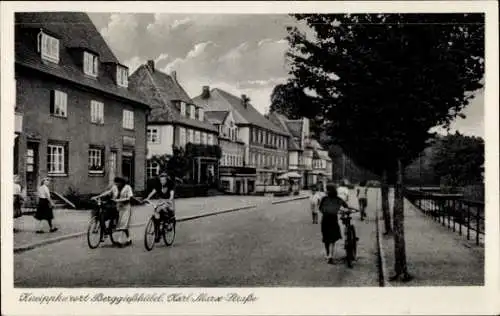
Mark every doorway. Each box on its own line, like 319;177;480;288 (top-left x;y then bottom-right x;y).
122;151;134;187
26;141;39;193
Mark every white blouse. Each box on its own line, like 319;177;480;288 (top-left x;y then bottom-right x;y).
38;184;51;199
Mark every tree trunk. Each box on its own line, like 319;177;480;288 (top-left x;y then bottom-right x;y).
391;159;411;281
381;169;392;234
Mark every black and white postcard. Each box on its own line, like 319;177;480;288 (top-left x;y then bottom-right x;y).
1;1;499;315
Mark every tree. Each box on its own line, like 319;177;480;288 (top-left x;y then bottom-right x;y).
269;82;323;137
432;132;484;187
285;13;484;281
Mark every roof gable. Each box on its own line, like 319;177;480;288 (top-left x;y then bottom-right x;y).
211;89;287;135
15;12;148;108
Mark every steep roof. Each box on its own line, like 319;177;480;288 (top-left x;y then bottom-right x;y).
267;112;301;151
204;111;229;125
15;12;148;108
193;88;288;136
129;65;217;133
286;120;304;138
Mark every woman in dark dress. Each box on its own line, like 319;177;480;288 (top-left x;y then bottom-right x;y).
319;183;349;264
143;172;176;242
35;177;58;233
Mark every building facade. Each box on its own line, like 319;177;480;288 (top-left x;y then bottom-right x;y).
129;61;219;184
268;113;333;188
193;87;289;193
204;110;256;194
14;12;150;197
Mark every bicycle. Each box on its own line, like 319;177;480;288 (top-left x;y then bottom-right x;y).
143;200;176;251
339;207;360;268
87;198;128;249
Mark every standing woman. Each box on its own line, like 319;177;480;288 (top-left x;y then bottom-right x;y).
93;177;134;246
13;175;24;232
319;183;349;264
35;177;58;233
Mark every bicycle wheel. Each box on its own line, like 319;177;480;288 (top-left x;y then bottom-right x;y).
345;225;358;268
163;218;176;246
87;216;102;249
144;217;156;251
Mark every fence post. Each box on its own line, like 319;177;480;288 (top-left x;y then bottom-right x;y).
452;199;456;232
458;200;462;235
476;205;480;245
467;204;471;240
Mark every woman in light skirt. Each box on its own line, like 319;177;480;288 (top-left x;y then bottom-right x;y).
35;177;58;233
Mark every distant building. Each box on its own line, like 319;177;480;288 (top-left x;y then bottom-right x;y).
204;109;256;194
193;87;289;192
268;113;333;188
14;12;150;197
128;61;219;184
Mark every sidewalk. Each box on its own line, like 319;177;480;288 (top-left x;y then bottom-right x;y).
13;193;309;250
379;191;484;286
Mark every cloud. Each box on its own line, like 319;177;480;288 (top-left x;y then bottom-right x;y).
172;18;192;30
123;56;145;73
100;14;140;59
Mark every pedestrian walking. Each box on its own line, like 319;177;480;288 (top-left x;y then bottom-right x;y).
310;182;325;224
337;179;350;203
35;177;58;233
13;175;25;233
357;180;368;221
319;182;349;264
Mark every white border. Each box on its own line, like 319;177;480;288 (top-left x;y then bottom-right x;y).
2;1;499;315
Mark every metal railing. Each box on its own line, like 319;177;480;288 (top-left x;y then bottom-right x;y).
404;189;485;245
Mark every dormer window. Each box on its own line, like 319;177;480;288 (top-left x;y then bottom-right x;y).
179;102;186;117
83;51;99;77
116;66;128;88
38;31;59;63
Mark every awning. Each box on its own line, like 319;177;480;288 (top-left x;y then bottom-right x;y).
278;171;302;180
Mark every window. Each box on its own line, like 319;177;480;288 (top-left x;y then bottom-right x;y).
195;108;199;120
190;105;196;119
188;129;194;143
147;128;159;144
253;129;257;142
147;160;160;179
179;127;186;147
51;90;67;117
47;143;67;174
90;100;104;124
83;51;99;77
117;66;128;88
88;146;104;173
208;134;214;145
122;110;134;129
199;108;204;121
180;102;186;117
38;32;59;63
201;132;207;145
195;131;200;144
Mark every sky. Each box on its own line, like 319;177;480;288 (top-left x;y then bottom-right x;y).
89;13;485;139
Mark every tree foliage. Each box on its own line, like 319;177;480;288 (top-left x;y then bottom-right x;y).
432;133;484;187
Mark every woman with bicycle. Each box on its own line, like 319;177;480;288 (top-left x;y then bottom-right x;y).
91;177;134;247
143;172;176;243
319;182;349;264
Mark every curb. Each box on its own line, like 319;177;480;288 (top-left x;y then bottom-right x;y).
375;208;390;287
271;195;308;205
14;196;308;254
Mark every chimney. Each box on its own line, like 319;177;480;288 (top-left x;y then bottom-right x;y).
147;60;155;72
171;71;177;82
201;86;210;99
241;94;248;108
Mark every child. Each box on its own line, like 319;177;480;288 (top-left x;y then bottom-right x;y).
310;183;325;224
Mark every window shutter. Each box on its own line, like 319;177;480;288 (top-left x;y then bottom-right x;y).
50;90;55;114
64;143;69;174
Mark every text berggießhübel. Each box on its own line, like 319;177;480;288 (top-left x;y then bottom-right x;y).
18;292;258;305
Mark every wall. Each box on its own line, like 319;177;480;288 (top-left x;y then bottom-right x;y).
148;124;174;158
239;126;250;165
16;71;147;194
